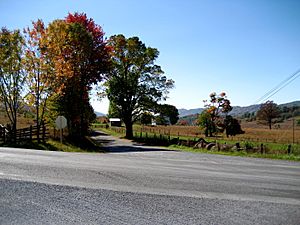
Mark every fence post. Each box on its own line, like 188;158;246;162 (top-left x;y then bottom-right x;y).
3;127;6;143
42;123;46;142
260;144;264;154
22;129;26;142
30;126;32;141
287;144;292;155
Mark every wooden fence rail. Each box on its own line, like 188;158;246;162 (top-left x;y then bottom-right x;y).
0;124;8;143
0;123;49;144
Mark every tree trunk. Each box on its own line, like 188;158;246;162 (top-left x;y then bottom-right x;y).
36;97;40;143
268;119;272;130
36;71;40;143
124;119;133;139
12;112;17;143
204;128;208;137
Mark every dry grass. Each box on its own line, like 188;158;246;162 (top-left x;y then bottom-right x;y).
138;118;300;145
229;127;300;144
1;110;298;145
0;111;35;128
138;125;201;137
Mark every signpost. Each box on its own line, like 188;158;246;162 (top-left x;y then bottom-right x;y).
55;116;67;143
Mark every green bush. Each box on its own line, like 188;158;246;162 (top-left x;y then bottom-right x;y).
244;141;254;150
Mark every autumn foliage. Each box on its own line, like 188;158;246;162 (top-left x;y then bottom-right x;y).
20;12;110;140
23;19;53;142
256;101;281;130
198;92;243;137
0;12;174;142
43;13;110;139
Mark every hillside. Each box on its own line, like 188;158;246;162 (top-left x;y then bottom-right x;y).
229;104;260;117
178;108;203;117
179;101;300;118
95;111;106;117
178;100;300;125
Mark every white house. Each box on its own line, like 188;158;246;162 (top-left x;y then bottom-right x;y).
109;118;122;127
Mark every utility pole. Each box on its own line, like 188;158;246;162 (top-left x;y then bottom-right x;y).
292;109;295;145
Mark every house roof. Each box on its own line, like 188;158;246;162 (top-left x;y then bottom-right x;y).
109;118;121;122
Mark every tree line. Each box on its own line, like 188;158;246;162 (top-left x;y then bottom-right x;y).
0;12;174;141
197;97;299;137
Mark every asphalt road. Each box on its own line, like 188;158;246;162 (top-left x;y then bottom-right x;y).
0;132;300;224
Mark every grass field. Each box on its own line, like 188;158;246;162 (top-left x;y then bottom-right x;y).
1;110;299;157
93;118;300;145
94;118;300;161
0;111;35;129
94;125;300;161
132;117;300;145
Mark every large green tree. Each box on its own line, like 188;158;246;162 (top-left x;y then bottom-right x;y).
0;28;25;137
108;101;121;118
105;34;174;138
224;115;244;137
198;110;216;137
156;104;179;125
140;112;153;125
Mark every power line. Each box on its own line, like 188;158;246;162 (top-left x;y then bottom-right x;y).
263;73;300;102
256;69;299;103
255;68;300;104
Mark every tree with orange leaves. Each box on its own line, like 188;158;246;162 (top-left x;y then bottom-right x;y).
43;13;110;139
23;19;55;142
198;92;233;137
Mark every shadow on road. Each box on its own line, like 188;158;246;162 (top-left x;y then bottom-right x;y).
95;139;117;145
91;130;173;153
89;131;110;137
102;145;172;153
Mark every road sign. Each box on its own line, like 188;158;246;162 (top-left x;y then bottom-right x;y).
55;116;67;143
55;116;67;129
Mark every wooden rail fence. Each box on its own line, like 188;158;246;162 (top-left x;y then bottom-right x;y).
0;123;49;144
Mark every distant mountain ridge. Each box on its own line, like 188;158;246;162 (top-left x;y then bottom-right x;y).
94;101;300;118
95;111;106;117
178;108;204;117
179;100;300;118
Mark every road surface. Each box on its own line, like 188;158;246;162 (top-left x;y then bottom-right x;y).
0;132;300;224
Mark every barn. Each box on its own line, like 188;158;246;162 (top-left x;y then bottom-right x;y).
109;118;122;127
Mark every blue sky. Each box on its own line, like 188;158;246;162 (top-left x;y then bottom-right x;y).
1;0;299;113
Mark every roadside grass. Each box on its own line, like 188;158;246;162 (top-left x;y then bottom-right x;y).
0;140;81;152
168;145;300;161
0;137;104;153
94;126;125;138
132;124;300;145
